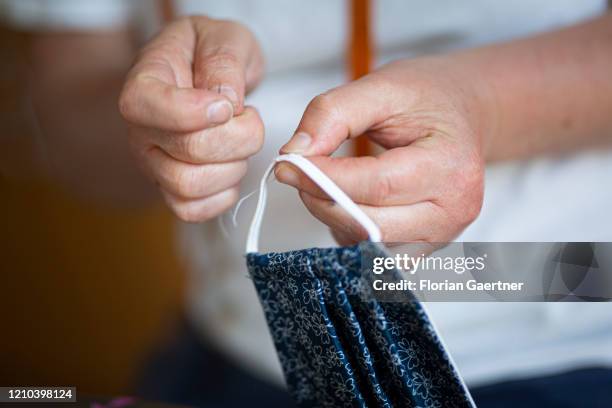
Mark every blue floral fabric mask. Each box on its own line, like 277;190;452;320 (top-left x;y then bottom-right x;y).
245;155;474;408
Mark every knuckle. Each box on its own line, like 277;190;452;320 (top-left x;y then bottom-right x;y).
308;93;337;117
214;161;245;184
212;109;264;161
173;203;202;223
118;79;139;121
245;108;265;154
465;197;483;224
205;131;231;162
370;169;394;206
302;194;325;218
196;50;244;92
464;180;484;223
450;155;484;226
177;131;207;163
159;86;186;130
344;219;368;242
202;50;241;73
420;206;448;244
369;71;399;97
195;188;238;221
229;161;249;184
189;127;248;164
298;190;312;206
172;168;200;197
224;187;240;208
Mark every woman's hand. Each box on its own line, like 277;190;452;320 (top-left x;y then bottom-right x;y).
276;58;491;244
119;16;265;222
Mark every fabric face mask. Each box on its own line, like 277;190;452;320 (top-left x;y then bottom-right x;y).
246;154;475;408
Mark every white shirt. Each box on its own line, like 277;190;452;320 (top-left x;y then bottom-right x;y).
4;0;611;388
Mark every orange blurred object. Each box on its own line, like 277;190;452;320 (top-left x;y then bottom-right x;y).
349;0;373;157
160;0;175;23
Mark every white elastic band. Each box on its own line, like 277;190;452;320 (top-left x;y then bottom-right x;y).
246;154;382;254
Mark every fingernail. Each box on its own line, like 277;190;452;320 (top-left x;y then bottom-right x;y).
217;85;239;107
207;99;233;125
281;132;312;153
275;163;300;186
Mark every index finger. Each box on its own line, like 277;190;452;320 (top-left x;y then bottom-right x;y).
192;18;264;113
275;145;445;206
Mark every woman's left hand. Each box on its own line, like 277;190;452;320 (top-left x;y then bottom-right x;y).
276;58;491;245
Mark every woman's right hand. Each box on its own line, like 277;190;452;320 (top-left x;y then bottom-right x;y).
119;16;265;222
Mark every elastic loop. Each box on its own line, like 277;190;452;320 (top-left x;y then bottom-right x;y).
246;154;382;253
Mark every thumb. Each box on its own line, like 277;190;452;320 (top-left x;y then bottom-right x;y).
281;75;394;156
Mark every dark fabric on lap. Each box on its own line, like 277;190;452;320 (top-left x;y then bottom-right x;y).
136;319;295;408
471;367;612;408
135;319;612;407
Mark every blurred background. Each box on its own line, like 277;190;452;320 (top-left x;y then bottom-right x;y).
0;21;186;395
